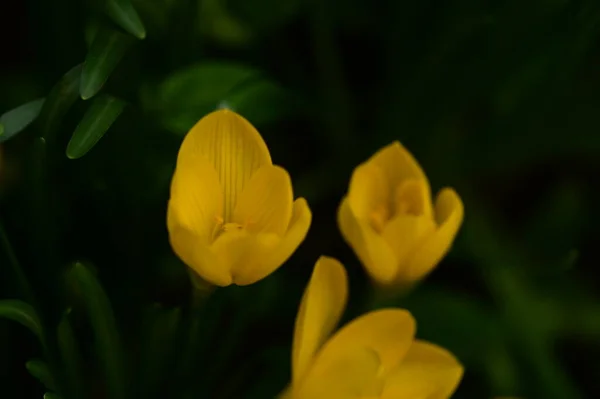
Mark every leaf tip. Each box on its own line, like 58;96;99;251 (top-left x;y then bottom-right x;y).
135;28;146;40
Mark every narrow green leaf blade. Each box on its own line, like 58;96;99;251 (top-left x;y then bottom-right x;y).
67;262;127;399
38;64;83;139
57;309;86;399
80;27;135;100
25;359;56;391
43;393;63;399
66;94;127;159
137;305;182;397
0;300;42;339
106;0;146;39
0;98;45;142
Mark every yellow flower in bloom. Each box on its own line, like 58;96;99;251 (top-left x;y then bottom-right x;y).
283;256;464;399
337;141;464;287
167;109;312;286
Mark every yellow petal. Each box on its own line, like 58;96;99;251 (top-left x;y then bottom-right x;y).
295;347;382;399
382;214;436;284
405;188;464;281
382;340;464;399
168;154;223;243
233;198;312;285
310;309;416;377
211;228;281;285
338;198;398;284
292;256;348;385
233;165;293;236
168;207;233;286
347;162;390;222
177;109;272;222
369;141;433;218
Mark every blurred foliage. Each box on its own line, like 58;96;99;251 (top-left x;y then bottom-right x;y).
1;0;600;398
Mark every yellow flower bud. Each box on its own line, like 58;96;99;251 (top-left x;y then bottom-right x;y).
167;109;312;286
337;141;464;287
282;256;463;399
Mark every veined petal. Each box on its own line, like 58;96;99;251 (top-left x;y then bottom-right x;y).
369;141;433;217
294;347;382;399
233;198;312;285
167;207;232;286
310;309;416;378
177;109;272;222
382;340;463;399
347;162;390;222
233;165;293;236
381;214;436;284
211;229;281;285
168;154;223;243
292;257;348;386
338;198;398;284
405;188;464;282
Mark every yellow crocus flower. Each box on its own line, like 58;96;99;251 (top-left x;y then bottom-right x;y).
337;141;464;287
282;256;463;399
167;109;312;286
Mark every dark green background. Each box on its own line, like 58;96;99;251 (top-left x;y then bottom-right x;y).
1;0;599;398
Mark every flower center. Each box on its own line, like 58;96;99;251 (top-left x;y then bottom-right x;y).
211;216;254;241
369;179;427;233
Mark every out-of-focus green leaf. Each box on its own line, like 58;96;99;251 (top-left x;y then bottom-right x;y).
25;359;56;391
67;262;127;399
226;78;300;126
0;300;42;340
105;0;146;39
198;0;251;46
0;98;45;142
66;94;127;159
400;287;520;393
38;64;83;139
152;62;296;134
80;27;136;100
43;393;62;399
137;305;182;398
57;309;85;399
400;288;501;365
84;19;101;50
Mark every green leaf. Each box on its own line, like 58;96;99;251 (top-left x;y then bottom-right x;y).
226;78;300;126
80;27;136;100
137;305;182;397
105;0;146;39
57;310;85;399
67;262;127;399
153;62;260;133
66;94;127;159
25;359;56;391
0;98;45;142
43;393;63;399
0;300;43;340
153;62;298;134
38;64;83;139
